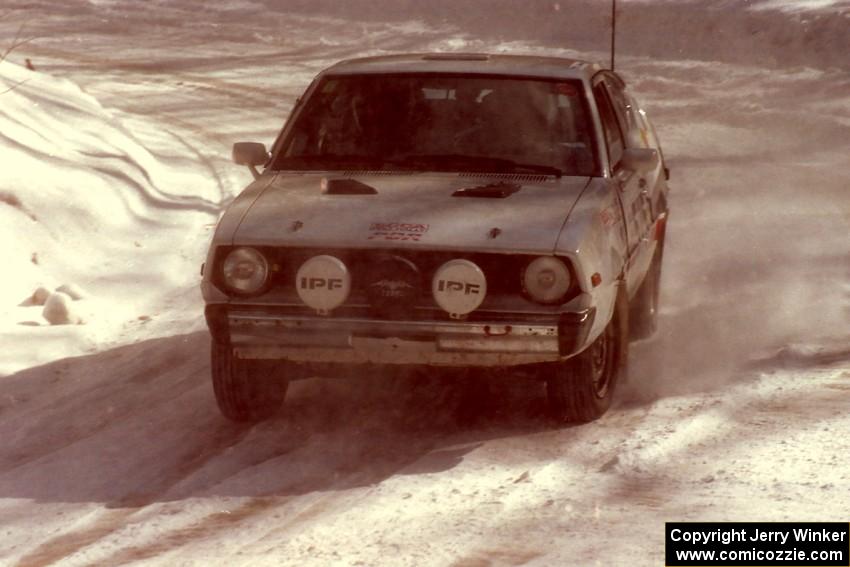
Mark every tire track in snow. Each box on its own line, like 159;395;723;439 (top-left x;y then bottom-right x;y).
98;488;360;566
451;547;543;567
599;362;850;515
1;336;255;566
14;509;137;567
3;361;458;564
44;376;556;564
161;125;233;211
0;340;203;475
67;439;435;564
10;409;257;567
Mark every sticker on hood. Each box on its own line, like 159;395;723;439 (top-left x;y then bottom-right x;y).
368;222;430;242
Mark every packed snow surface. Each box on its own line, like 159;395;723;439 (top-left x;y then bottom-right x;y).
0;0;848;565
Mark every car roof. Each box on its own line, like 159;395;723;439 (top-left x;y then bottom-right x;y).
322;53;603;81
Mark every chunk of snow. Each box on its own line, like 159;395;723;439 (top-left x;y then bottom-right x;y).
42;292;83;325
31;286;51;306
56;283;86;300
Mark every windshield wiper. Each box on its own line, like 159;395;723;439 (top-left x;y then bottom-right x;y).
278;153;564;177
388;154;563;177
501;161;563;177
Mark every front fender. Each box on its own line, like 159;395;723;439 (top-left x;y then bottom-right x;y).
555;178;627;344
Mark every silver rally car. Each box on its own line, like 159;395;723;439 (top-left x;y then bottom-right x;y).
202;53;669;423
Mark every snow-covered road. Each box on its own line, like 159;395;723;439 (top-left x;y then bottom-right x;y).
1;1;848;565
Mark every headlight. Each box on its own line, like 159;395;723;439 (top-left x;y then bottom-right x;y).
222;247;269;294
522;256;571;304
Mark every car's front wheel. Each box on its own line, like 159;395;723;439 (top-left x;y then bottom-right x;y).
546;296;627;423
211;341;289;422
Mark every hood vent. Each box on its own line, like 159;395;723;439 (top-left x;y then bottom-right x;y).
453;181;521;199
321;178;377;195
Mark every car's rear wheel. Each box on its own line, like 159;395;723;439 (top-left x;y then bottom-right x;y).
546;294;627;423
211;341;289;422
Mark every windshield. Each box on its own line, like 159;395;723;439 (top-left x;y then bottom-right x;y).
273;73;598;176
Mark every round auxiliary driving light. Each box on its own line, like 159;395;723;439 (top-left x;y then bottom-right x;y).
295;255;351;314
522;256;571;304
432;259;487;318
222;247;269;294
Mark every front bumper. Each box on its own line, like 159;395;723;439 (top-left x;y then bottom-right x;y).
206;305;595;367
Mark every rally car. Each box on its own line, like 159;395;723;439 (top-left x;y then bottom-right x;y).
201;53;669;423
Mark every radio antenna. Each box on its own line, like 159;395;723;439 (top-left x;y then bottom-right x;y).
610;0;617;71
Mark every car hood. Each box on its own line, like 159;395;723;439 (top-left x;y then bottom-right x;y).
229;173;591;254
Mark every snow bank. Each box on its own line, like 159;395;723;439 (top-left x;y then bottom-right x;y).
0;60;217;373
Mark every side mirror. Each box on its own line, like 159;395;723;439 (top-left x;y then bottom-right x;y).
232;142;269;179
620;147;659;173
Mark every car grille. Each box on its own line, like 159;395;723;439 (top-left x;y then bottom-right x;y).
216;247;577;321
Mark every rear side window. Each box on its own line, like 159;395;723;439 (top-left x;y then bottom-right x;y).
593;83;624;167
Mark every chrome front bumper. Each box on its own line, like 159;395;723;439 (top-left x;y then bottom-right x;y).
206;306;595;367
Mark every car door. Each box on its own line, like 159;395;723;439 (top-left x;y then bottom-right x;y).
592;74;656;298
625;90;668;217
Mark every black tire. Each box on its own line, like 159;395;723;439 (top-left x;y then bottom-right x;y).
629;238;664;340
546;292;628;423
211;341;289;422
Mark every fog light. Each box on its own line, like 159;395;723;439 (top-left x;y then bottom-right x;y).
432;259;487;319
295;255;351;315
